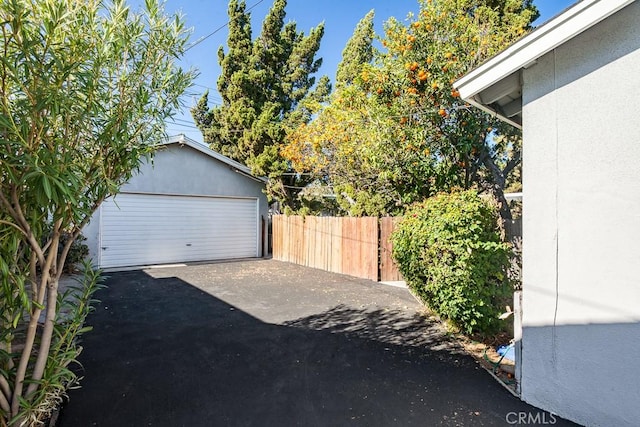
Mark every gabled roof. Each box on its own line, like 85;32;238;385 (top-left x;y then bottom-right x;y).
161;134;266;183
454;0;635;128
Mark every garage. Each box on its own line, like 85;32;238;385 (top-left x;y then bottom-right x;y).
84;135;269;269
98;193;259;268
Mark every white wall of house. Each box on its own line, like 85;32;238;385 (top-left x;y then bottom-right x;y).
521;2;640;425
83;142;269;267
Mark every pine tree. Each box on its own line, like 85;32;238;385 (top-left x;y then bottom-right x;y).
192;0;329;205
335;10;375;88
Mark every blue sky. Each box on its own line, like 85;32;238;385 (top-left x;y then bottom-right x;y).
151;0;575;140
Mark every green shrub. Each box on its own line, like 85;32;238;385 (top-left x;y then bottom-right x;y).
391;189;511;335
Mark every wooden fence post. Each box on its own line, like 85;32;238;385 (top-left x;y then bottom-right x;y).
379;217;404;282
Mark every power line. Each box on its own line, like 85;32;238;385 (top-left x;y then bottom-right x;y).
167;128;200;134
191;85;224;103
167;122;200;130
191;84;223;100
192;83;220;94
184;0;267;53
169;123;198;129
172;117;195;123
178;93;221;106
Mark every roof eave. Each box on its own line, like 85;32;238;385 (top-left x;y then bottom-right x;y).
454;0;635;125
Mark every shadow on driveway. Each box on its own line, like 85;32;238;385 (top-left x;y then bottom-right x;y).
59;261;577;426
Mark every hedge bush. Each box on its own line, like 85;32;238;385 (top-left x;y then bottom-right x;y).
391;189;511;335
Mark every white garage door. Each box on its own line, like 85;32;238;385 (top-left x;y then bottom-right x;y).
99;193;258;268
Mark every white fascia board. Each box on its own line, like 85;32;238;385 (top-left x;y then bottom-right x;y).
455;0;635;100
164;134;250;173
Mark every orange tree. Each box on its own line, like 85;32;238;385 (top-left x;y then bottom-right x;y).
282;0;537;218
282;83;440;215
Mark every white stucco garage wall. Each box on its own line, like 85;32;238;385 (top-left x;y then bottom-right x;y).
83;139;269;266
521;2;640;425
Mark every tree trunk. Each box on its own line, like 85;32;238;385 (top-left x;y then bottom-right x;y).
10;223;61;417
24;275;59;399
479;148;515;225
493;183;513;222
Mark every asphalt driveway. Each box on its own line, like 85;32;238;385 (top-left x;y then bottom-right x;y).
59;259;576;426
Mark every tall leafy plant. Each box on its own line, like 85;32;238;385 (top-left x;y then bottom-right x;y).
392;190;511;335
0;0;194;424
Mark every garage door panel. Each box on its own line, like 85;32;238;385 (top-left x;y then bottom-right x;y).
100;193;258;268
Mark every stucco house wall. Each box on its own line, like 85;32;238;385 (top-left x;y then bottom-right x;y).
521;2;640;425
83;139;269;265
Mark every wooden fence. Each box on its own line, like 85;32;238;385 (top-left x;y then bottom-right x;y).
272;215;403;282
